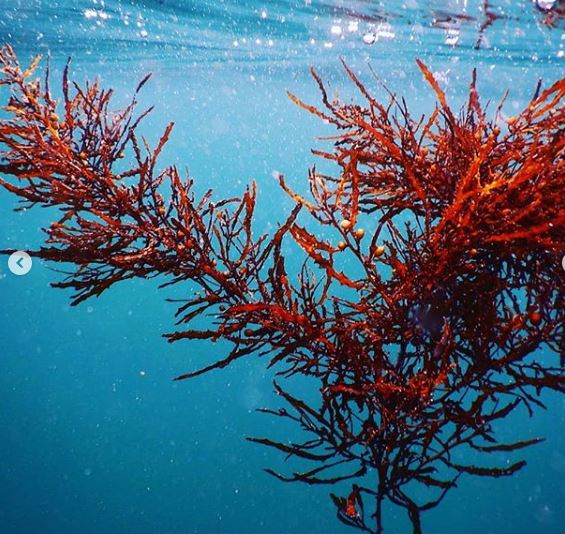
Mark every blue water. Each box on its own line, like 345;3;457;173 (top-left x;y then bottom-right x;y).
0;1;564;533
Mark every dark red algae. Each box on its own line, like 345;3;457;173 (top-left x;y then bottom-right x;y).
0;45;563;533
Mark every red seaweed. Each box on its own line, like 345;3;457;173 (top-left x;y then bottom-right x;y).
0;45;564;533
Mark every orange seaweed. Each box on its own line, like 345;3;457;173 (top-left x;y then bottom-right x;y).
0;45;564;533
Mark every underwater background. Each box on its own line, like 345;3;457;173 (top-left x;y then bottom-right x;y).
0;1;563;533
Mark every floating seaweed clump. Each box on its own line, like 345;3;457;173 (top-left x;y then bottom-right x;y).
0;45;564;533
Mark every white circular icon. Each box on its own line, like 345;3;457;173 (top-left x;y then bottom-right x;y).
8;250;33;275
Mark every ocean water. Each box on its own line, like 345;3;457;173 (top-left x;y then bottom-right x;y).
0;1;563;533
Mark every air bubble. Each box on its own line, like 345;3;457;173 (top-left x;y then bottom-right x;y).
535;0;557;12
330;25;342;36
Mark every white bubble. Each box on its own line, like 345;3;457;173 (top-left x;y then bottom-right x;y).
445;29;460;46
536;0;557;11
330;25;342;36
376;22;395;40
347;21;359;33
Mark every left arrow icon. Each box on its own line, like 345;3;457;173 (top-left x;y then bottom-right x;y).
8;250;32;275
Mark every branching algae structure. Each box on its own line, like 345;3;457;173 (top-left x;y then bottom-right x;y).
0;45;564;533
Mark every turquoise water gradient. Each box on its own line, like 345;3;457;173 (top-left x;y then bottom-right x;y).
1;1;564;533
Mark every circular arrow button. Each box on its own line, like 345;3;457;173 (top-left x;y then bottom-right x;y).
8;250;32;275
